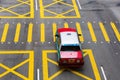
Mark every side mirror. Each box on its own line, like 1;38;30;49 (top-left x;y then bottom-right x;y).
78;34;81;36
55;34;59;37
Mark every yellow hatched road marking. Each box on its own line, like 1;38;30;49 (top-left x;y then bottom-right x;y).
14;23;21;42
42;50;101;80
0;7;21;16
99;22;110;42
0;1;30;16
1;1;30;11
1;23;9;42
76;22;84;42
53;23;57;42
0;51;34;80
0;61;28;79
88;22;97;42
0;0;34;18
64;22;69;28
27;23;33;43
40;0;80;18
40;23;45;43
110;22;120;41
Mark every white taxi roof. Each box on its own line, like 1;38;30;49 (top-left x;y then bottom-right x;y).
60;32;79;45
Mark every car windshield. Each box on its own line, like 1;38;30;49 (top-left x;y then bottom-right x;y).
60;45;80;51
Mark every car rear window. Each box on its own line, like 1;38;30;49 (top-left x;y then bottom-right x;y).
61;46;80;51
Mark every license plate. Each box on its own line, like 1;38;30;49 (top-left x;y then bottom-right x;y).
68;59;75;63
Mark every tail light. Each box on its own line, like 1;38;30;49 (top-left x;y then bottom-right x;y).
60;59;68;63
63;60;67;63
76;59;80;63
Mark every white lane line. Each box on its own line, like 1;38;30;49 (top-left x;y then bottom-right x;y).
37;68;40;80
76;0;82;9
35;0;38;10
100;66;107;80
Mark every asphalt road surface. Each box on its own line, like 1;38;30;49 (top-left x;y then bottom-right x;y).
0;0;120;80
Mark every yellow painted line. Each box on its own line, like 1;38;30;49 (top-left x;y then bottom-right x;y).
41;16;81;18
27;23;33;43
59;1;73;7
0;16;32;18
40;0;44;18
88;22;97;42
47;58;58;65
64;22;69;28
44;0;62;8
17;0;30;5
14;23;21;42
99;22;110;42
0;63;12;78
12;59;29;70
0;7;21;16
44;9;58;15
22;12;30;16
110;22;120;41
68;69;92;80
11;59;29;80
76;22;84;42
87;50;101;80
53;23;57;42
42;50;49;80
40;23;45;43
49;69;65;80
60;9;74;15
1;23;9;42
29;51;34;80
30;0;34;18
83;52;88;57
72;0;80;18
0;51;33;54
0;51;34;80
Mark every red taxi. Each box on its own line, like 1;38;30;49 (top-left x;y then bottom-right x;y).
55;28;84;67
